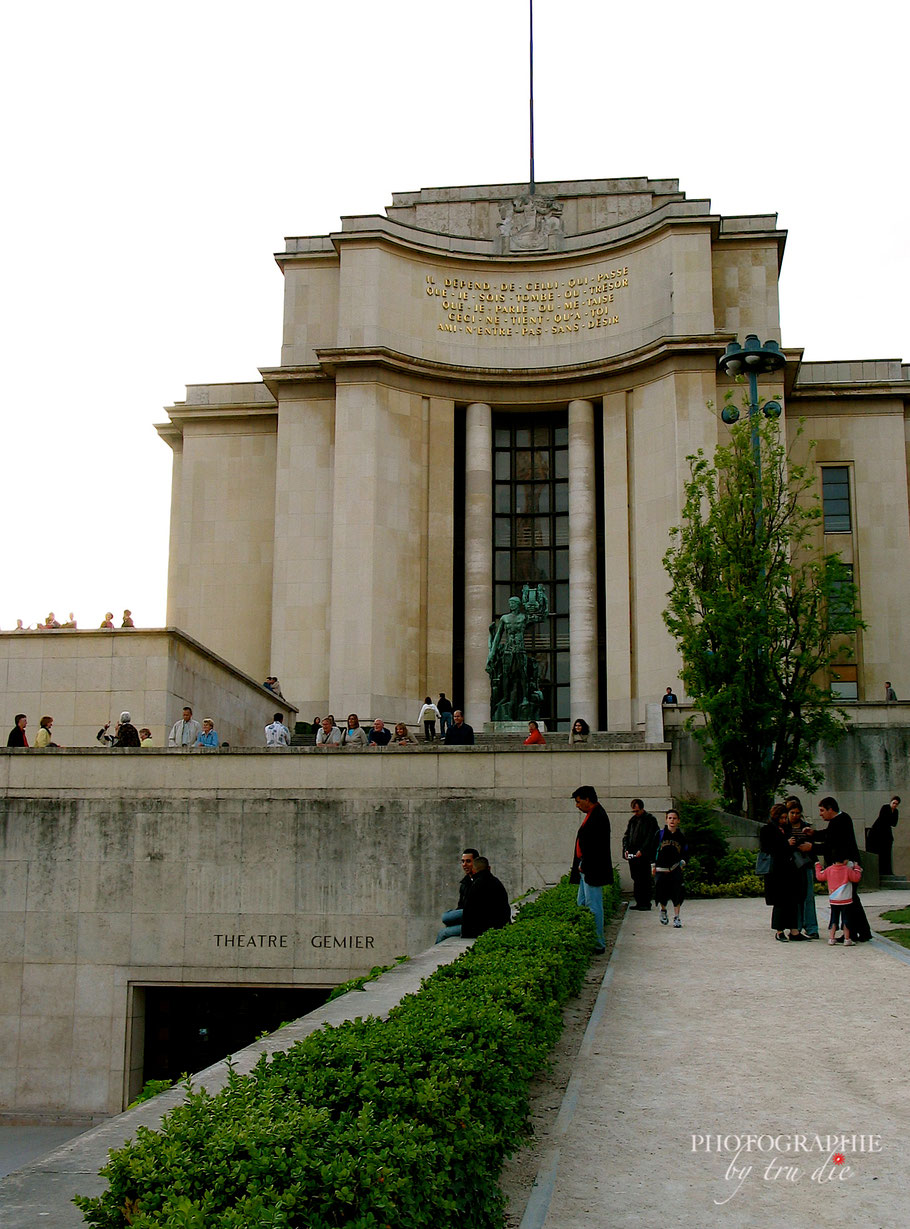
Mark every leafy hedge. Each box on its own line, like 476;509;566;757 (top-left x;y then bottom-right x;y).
685;848;766;898
76;877;618;1228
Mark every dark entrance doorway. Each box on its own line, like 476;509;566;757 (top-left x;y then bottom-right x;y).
141;985;331;1087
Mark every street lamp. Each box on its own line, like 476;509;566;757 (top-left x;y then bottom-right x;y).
718;334;785;421
717;333;786;490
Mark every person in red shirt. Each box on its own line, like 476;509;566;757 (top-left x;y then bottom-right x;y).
523;720;546;745
570;786;612;953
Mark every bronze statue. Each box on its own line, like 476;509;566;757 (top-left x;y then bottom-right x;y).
485;585;549;720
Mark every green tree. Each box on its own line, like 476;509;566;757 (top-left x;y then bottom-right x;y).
663;400;862;820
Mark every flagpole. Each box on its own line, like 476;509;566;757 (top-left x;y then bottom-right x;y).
529;0;535;195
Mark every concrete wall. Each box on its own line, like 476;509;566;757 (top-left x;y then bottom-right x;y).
0;744;669;1119
0;629;297;749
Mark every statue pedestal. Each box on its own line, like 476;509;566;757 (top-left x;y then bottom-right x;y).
483;721;547;735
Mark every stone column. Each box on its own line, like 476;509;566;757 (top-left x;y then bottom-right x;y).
464;403;493;726
602;390;632;730
568;399;599;728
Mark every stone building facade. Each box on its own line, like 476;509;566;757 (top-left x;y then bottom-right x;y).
157;178;910;731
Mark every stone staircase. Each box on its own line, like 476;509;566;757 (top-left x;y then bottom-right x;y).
880;875;910;891
290;724;650;749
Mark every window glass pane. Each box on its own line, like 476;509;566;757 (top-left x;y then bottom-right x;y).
495;552;511;581
822;467;852;533
514;517;550;546
555;584;569;614
494;428;510;447
515;550;534;581
494;584;511;612
554;425;568;446
495;484;511;513
555;616;570;647
516;485;549;513
494;452;510;480
533;652;551;683
532;450;550;479
554;483;568;513
515;428;531;447
514;517;533;547
830;681;858;700
515;450;534;480
533;552;551;581
554;519;569;546
554;449;568;479
494;517;511;546
533;425;550;446
554;549;569;580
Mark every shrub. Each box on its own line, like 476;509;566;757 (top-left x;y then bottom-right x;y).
675;796;729;881
75;878;616;1229
127;1079;173;1108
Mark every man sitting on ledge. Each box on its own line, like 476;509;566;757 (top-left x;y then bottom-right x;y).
443;710;475;745
435;847;479;943
460;857;511;938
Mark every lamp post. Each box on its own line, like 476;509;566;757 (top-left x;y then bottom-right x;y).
718;333;785;459
717;334;786;526
715;336;788;793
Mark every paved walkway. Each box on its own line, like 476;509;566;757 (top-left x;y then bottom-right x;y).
521;890;910;1229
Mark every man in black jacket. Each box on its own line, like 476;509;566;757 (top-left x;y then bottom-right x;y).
443;710;475;745
816;796;871;942
571;785;612;954
460;857;511;938
623;798;659;911
435;848;479;943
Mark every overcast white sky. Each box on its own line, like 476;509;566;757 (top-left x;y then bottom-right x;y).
1;0;906;631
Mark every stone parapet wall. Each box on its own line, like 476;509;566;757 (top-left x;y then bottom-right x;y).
0;629;296;750
0;745;669;1119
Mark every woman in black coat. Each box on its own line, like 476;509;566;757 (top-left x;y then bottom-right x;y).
759;803;805;942
867;796;899;876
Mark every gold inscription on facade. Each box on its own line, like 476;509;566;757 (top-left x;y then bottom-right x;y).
426;267;629;338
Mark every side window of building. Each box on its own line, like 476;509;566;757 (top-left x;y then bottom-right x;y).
822;466;852;533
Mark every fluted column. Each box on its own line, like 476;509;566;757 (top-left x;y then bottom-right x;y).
464;403;493;726
568;399;599;728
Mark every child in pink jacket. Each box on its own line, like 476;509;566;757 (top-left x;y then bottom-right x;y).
815;859;862;946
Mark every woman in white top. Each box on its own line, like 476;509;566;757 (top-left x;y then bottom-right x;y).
416;696;441;742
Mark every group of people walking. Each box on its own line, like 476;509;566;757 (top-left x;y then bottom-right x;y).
621;800;688;927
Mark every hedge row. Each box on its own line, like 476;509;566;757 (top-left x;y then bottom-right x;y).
76;877;618;1228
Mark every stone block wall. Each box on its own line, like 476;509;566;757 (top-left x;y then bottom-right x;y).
666;709;909;873
0;629;297;749
0;744;670;1118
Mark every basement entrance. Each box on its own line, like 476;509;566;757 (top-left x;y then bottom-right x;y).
137;985;332;1094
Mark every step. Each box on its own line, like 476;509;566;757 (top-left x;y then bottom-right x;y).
880;876;910;890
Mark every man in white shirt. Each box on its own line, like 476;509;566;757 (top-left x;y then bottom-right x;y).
316;716;343;748
168;706;202;747
265;713;291;746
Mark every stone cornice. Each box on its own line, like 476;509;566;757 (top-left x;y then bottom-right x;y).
277;199;785;268
265;338;739;401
